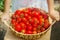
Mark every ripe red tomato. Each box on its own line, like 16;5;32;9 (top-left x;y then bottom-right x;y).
11;19;16;25
12;14;16;19
14;24;22;32
27;25;33;31
15;15;20;18
44;20;50;29
33;17;39;24
29;18;34;24
24;9;32;15
32;11;40;17
44;23;49;29
24;13;28;18
40;27;45;32
39;18;44;26
23;26;27;29
43;14;48;19
32;23;38;27
20;13;24;18
44;19;49;23
33;31;37;34
27;15;31;20
33;27;37;31
39;17;44;22
41;13;48;19
22;17;27;22
26;21;30;25
19;22;25;27
37;15;43;19
25;8;31;12
37;25;42;30
17;18;21;22
26;31;32;34
15;10;21;15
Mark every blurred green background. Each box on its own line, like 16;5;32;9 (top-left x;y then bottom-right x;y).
0;0;4;11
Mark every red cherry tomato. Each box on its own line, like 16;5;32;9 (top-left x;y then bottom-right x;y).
33;27;37;31
26;8;31;12
12;14;16;19
29;18;34;24
17;18;21;22
32;11;40;17
27;26;33;30
32;23;38;27
15;15;19;18
38;16;44;26
40;27;45;32
41;13;48;19
26;31;32;34
15;10;21;15
37;15;43;19
20;13;24;18
27;16;31;20
44;19;50;29
20;22;25;27
15;24;22;32
33;17;39;24
23;26;27;30
33;31;37;34
24;13;28;18
11;19;16;25
22;17;27;22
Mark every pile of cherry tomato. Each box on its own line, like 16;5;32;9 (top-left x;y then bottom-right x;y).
11;8;50;34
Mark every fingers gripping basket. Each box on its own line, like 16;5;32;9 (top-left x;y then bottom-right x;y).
3;8;56;40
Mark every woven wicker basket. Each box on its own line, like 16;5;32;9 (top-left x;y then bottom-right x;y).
3;8;56;40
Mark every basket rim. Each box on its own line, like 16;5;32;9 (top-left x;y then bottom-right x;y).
6;7;56;35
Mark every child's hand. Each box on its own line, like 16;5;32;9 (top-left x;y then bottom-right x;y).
1;13;10;22
49;10;60;21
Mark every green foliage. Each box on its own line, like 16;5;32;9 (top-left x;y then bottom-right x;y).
0;0;4;11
